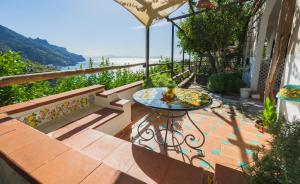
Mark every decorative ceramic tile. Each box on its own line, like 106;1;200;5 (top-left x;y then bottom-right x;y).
245;149;254;156
227;133;236;139
238;161;249;169
221;140;230;145
199;160;210;169
256;132;264;138
212;149;221;155
250;140;261;146
179;148;189;155
20;96;91;127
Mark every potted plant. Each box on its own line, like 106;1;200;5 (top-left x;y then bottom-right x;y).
255;97;277;133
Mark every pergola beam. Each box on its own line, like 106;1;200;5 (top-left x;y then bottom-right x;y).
165;17;184;32
169;10;206;21
188;0;195;13
169;0;253;21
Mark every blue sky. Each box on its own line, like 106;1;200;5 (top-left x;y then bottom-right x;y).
0;0;188;58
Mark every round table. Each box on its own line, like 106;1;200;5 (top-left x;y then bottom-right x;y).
132;87;212;156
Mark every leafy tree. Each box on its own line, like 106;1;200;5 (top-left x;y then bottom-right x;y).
177;0;252;73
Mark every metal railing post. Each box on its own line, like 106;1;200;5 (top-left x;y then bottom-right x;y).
145;27;150;80
171;24;174;77
182;50;185;72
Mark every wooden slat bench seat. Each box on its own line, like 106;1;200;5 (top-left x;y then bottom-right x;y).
172;70;195;88
178;73;195;88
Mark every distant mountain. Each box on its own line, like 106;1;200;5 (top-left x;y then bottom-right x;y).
0;25;85;66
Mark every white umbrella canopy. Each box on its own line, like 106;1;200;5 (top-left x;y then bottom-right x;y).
114;0;188;27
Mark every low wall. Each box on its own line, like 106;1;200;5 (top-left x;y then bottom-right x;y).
278;54;300;122
0;155;32;184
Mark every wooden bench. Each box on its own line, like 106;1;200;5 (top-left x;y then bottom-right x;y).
172;71;195;88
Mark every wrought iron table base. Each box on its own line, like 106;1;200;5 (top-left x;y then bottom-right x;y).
136;109;206;157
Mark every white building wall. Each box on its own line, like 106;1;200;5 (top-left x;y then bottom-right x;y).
250;0;277;91
278;0;300;122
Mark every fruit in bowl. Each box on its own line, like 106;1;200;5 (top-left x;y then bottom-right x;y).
162;82;177;103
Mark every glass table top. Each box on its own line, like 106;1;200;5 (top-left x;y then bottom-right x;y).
133;87;212;111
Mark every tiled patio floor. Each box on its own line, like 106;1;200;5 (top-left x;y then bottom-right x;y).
118;93;272;173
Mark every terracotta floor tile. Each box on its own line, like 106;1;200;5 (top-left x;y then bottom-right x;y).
47;122;79;139
32;149;101;184
214;164;247;184
127;149;172;184
161;159;204;184
211;155;239;170
62;129;105;150
81;134;123;161
9;137;69;173
125;104;272;174
81;163;145;184
0;119;28;136
0;113;11;123
103;142;146;173
0;126;45;154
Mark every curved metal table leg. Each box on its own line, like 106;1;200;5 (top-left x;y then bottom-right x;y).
137;111;156;143
184;111;206;157
136;109;206;158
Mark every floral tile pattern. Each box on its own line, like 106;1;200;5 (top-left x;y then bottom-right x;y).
20;96;91;127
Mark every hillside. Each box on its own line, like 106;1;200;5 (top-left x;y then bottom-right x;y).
0;25;85;66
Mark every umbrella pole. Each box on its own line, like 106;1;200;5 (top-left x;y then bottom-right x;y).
145;27;150;80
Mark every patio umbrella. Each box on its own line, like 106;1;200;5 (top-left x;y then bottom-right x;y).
114;0;188;79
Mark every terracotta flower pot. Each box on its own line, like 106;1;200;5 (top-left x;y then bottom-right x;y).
255;120;267;133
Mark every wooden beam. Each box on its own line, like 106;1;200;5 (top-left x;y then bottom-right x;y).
264;0;296;100
0;62;170;87
188;0;195;13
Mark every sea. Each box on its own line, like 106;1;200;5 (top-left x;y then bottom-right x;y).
59;57;163;72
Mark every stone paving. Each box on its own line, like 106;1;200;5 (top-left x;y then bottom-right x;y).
117;83;271;173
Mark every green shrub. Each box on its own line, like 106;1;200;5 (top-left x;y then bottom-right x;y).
207;73;225;93
151;73;174;87
259;97;277;129
207;72;245;93
246;118;300;184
